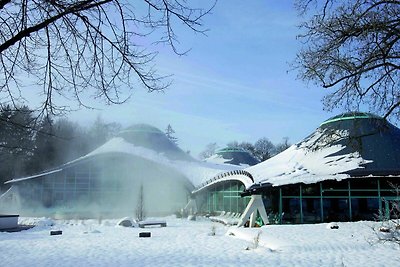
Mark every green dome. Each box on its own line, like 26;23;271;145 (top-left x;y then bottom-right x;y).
117;124;193;161
308;112;400;176
119;124;164;135
320;112;383;127
215;147;259;166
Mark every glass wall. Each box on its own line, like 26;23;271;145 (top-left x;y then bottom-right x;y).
268;177;400;224
20;159;105;209
205;181;250;214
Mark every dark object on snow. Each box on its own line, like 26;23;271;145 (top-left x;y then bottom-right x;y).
330;225;339;229
379;227;390;233
0;214;19;230
139;232;151;238
118;219;133;227
138;220;166;228
0;225;34;233
50;230;62;235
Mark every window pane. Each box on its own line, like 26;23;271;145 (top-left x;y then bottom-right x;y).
323;198;350;222
282;198;301;224
302;198;322;223
302;183;320;196
351;198;379;221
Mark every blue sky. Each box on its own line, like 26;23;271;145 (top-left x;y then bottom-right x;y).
68;1;334;157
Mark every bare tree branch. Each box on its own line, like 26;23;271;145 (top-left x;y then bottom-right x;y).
0;0;215;118
295;0;400;119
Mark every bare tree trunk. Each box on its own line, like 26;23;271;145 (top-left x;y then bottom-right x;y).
135;184;145;222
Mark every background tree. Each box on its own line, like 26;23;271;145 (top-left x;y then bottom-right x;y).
275;137;291;154
165;124;178;144
254;137;275;161
0;105;36;188
0;0;215;117
295;0;400;119
28;117;90;173
27;117;57;173
135;183;146;222
226;141;256;155
198;142;218;160
87;116;121;150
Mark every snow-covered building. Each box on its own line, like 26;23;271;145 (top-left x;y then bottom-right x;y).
239;112;400;224
3;112;399;224
195;147;259;214
204;147;260;167
0;124;239;218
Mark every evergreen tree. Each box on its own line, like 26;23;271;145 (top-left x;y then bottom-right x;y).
165;124;178;144
27;117;56;173
0;105;36;189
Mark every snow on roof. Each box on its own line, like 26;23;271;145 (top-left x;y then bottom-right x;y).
5;168;63;184
86;137;237;186
204;147;259;167
246;128;371;187
6;137;236;187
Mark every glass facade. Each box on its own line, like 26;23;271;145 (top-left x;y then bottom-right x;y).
20;159;111;210
15;153;192;217
203;181;251;214
265;177;400;224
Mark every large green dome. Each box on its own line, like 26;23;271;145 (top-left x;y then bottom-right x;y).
215;147;260;166
308;112;400;176
320;112;383;127
117;124;193;161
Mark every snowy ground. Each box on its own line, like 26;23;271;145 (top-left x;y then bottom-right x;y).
1;216;399;267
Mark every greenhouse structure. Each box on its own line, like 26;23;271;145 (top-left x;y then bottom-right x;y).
2;113;400;225
197;147;260;214
0;124;239;218
238;112;400;224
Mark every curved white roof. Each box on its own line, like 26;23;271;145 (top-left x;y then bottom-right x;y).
246;128;371;187
6;137;238;188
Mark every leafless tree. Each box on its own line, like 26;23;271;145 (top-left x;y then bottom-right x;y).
198;142;218;160
275;137;290;154
254;137;274;161
295;0;400;120
0;0;215;117
375;182;400;245
135;183;145;221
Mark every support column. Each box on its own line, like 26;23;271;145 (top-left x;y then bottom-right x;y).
378;179;382;221
279;188;283;224
320;183;324;222
237;194;269;228
299;184;303;224
348;180;352;221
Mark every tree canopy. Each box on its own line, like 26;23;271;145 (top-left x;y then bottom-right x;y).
0;0;214;117
296;0;400;119
0;106;120;192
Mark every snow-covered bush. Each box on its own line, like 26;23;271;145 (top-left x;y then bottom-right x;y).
209;225;216;236
375;183;400;245
253;231;262;249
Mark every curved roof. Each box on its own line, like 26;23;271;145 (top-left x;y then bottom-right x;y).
318;112;400;176
320;112;382;126
117;124;193;161
205;147;260;166
246;112;400;187
6;137;238;188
